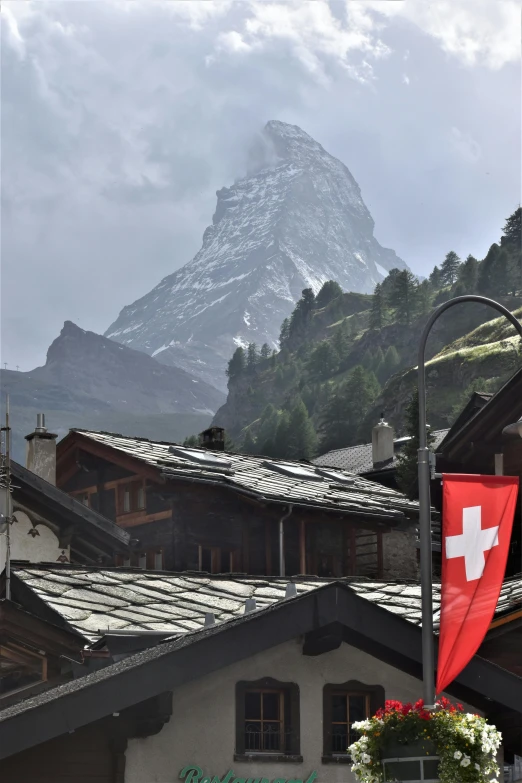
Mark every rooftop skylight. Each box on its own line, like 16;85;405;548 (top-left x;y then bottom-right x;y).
263;461;324;481
315;468;355;485
168;446;232;469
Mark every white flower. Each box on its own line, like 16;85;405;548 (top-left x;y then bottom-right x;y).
461;757;471;767
453;750;463;759
361;753;371;763
475;763;480;771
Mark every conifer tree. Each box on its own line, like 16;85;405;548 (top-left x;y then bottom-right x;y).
477;243;500;294
183;434;199;447
319;366;379;452
429;265;442;289
242;429;257;454
246;343;259;371
315;280;343;309
260;343;271;361
396;390;435;500
226;347;246;379
332;321;350;363
379;345;400;384
388;270;420;325
285;399;317;461
371;346;385;376
502;207;521;248
457;254;478;292
279;318;290;348
417;280;432;315
440;251;461;286
273;411;291;458
307;341;339;380
370;283;385;330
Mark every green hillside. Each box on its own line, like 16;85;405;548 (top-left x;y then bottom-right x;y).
210;208;521;460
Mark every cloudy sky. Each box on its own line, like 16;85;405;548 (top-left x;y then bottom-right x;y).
2;0;520;370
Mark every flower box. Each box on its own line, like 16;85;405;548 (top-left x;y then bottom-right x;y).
348;697;501;783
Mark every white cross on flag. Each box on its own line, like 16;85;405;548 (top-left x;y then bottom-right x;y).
436;474;518;695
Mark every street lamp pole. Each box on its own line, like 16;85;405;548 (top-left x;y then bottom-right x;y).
417;295;522;708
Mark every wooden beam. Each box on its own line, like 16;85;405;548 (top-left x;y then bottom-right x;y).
116;510;172;529
265;520;272;576
349;527;356;576
299;519;306;575
242;519;249;574
377;531;384;578
57;433;162;485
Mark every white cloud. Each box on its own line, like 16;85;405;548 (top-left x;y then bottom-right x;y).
368;0;521;70
1;0;520;370
402;73;410;85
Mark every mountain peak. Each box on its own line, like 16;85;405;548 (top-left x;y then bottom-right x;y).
263;120;325;161
105;121;408;391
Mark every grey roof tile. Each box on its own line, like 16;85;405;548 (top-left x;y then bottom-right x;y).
74;430;421;523
12;564;521;643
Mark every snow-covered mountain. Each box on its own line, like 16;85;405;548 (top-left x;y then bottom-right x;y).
105;120;408;391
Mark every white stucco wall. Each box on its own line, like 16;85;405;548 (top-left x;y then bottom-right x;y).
125;638;478;783
0;510;69;568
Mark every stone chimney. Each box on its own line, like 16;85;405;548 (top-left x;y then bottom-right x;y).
25;414;58;485
372;413;394;468
199;426;225;451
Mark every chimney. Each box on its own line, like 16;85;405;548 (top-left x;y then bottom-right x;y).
199;426;225;452
25;413;58;485
372;413;394;468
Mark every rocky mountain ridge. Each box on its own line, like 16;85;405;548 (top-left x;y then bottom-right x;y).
105;120;407;391
1;321;224;462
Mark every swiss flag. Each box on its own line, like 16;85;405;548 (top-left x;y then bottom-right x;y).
436;473;519;695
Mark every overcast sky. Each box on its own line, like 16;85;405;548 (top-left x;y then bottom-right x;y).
1;0;520;371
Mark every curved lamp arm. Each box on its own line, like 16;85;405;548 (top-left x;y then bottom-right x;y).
417;295;522;709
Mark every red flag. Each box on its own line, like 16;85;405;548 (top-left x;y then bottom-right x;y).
436;473;519;695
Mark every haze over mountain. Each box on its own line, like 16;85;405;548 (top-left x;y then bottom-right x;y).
1;321;224;461
105;121;408;390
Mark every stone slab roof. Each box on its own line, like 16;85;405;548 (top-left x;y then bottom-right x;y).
71;429;420;522
12;564;522;642
313;429;449;474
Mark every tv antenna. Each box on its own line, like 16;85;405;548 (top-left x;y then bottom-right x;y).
0;396;13;599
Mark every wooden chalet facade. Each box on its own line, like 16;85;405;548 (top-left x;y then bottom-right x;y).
56;429;425;581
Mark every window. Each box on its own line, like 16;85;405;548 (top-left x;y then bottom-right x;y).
168;446;233;469
115;549;164;569
263;461;323;481
235;678;301;762
117;480;146;515
323;681;384;762
198;545;237;574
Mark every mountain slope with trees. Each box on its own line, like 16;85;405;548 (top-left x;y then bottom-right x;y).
211;209;521;459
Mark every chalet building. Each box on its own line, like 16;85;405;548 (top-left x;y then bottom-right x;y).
436;367;522;576
0;416;130;704
313;417;449;490
1;416;130;568
0;576;520;783
55;427;427;581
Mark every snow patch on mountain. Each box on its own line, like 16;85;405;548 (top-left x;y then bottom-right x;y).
105;120;407;391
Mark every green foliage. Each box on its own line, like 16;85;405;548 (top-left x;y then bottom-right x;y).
285;398;317;460
387;269;421;325
319;366;380;452
349;698;501;783
378;345;400;384
307;340;339;380
477;243;500;294
260;343;271;360
226;347;246;379
502;206;521;247
242;429;257;454
440;250;460;285
246;343;259;371
457;254;478;292
279;318;290;348
396;389;435;500
370;282;386;330
315;280;343;308
183;434;199;447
